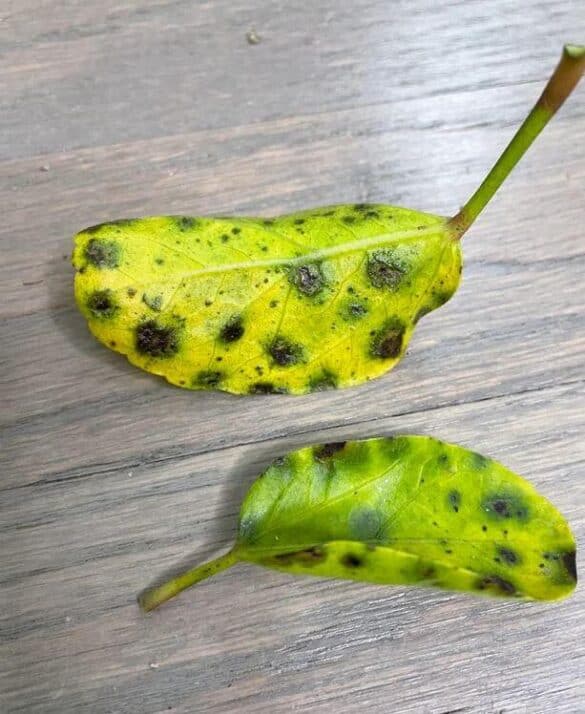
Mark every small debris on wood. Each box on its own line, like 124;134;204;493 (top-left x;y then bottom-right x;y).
39;164;50;172
246;28;261;45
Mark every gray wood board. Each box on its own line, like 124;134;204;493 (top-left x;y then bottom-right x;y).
1;1;584;712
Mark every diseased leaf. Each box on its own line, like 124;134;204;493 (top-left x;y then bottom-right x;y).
138;436;576;611
73;208;461;394
73;45;585;395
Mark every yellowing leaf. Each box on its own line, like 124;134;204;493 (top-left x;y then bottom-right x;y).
73;46;585;395
73;207;461;394
138;436;577;611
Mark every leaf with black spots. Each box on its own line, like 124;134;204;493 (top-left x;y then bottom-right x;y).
138;436;576;611
73;46;584;395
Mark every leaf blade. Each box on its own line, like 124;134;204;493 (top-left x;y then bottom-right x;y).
73;205;462;394
236;436;576;601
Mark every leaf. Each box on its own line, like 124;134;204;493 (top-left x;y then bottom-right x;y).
72;207;461;394
73;45;584;395
138;436;577;611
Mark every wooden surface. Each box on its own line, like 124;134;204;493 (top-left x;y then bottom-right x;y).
2;2;585;712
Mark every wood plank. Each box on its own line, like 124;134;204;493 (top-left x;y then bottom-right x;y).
2;0;585;712
2;384;584;713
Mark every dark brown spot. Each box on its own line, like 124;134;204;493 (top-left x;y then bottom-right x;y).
288;263;325;296
497;547;519;565
341;553;363;568
342;215;356;224
269;300;279;308
370;319;406;359
249;382;288;395
448;490;461;513
231;227;241;235
220;233;229;243
293;218;305;225
127;287;137;297
219;315;245;343
275;546;326;567
174;216;198;231
366;250;406;290
84;239;120;269
476;575;516;596
562;551;577;582
309;370;338;392
314;442;346;460
268;336;304;366
195;370;223;388
135;320;179;357
87;289;118;318
483;494;529;522
155;257;164;265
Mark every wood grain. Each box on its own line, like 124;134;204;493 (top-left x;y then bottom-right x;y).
1;1;584;712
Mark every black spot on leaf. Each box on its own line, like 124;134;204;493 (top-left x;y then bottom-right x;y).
289;263;325;296
249;382;288;395
268;336;304;366
448;490;461;513
275;547;326;567
370;319;406;359
341;553;363;568
84;239;120;268
367;250;406;289
476;575;516;596
135;320;180;357
174;216;198;231
87;289;118;318
483;493;529;522
195;370;223;388
471;452;489;469
342;215;357;224
219;315;245;343
497;547;520;565
309;370;338;392
562;551;577;582
314;442;346;460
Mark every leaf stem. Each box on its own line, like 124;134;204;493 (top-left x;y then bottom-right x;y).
448;44;585;240
138;550;238;612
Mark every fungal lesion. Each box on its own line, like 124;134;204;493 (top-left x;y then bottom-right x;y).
87;289;119;319
194;370;223;388
340;297;368;322
314;442;346;461
288;263;325;297
142;293;163;311
219;315;245;343
366;249;407;290
267;336;305;367
308;370;338;392
274;546;326;567
249;382;289;395
448;490;461;513
135;319;181;357
370;319;406;359
496;546;520;566
340;552;363;568
173;216;198;231
83;238;120;269
476;574;516;597
482;493;529;522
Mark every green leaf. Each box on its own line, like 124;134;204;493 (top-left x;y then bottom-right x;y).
138;436;576;611
73;45;584;395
